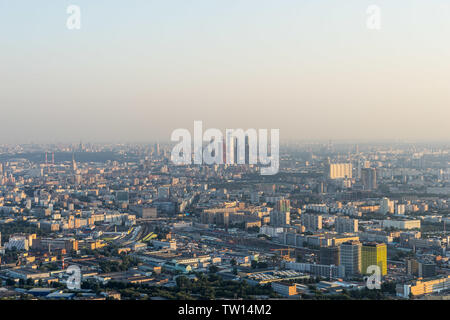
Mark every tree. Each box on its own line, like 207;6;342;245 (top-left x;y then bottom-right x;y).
381;281;397;294
208;265;219;274
176;276;191;290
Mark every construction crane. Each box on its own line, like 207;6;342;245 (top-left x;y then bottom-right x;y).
271;248;295;262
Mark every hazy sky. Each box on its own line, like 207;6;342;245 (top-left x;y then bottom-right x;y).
1;0;450;143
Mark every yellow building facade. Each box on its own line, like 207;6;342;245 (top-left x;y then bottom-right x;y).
361;243;387;276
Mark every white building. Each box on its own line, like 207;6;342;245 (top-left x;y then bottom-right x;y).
383;219;421;230
335;217;358;234
395;204;406;215
379;198;394;214
259;225;284;238
5;236;30;251
329;163;353;179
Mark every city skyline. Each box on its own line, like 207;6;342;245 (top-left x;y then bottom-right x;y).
0;140;448;302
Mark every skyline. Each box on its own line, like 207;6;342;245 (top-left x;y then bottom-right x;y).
0;0;449;307
1;0;450;143
0;135;448;302
1;137;450;146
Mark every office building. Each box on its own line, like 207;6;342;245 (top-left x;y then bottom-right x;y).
271;282;298;297
335;217;358;234
379;198;394;214
361;168;377;190
301;214;322;232
383;220;421;230
407;259;437;278
320;246;340;266
286;262;346;279
158;186;170;200
361;242;387;276
270;199;291;227
115;191;129;204
329;163;353;179
130;205;158;219
395;204;406;215
396;276;450;298
340;241;362;276
270;210;290;227
275;199;291;213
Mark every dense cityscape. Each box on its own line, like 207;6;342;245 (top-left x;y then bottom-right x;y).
1;1;450;314
0;141;448;300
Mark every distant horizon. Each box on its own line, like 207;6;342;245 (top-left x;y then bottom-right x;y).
1;138;450;146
